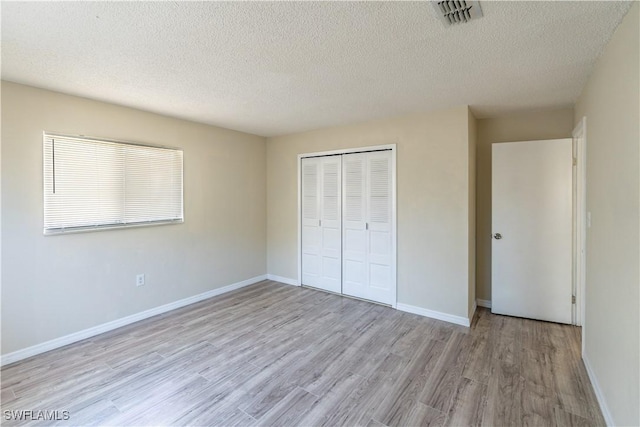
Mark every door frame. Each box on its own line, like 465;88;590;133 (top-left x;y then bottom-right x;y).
572;117;587;332
297;144;397;308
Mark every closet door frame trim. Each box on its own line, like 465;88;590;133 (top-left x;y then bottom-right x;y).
297;144;397;308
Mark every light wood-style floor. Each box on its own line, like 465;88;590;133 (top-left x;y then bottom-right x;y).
1;280;604;426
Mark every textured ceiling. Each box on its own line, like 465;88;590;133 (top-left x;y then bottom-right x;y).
1;1;632;137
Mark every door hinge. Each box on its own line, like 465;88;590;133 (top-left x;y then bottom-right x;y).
573;157;577;166
572;295;576;304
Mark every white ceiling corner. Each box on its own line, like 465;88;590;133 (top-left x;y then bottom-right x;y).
1;1;633;137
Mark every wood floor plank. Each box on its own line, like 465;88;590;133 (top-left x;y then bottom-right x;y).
1;387;18;404
461;310;494;385
0;282;605;427
316;352;408;427
256;387;319;426
401;402;447;427
4;362;114;410
521;386;556;427
50;399;120;427
221;408;257;427
164;382;248;426
445;378;487;427
241;331;356;420
297;371;365;426
105;342;223;412
521;347;558;395
554;358;606;424
364;418;387;427
105;374;212;426
482;360;524;426
337;315;405;379
419;331;470;413
374;339;445;426
553;405;599;427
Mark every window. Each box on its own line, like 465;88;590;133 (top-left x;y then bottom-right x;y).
43;133;183;234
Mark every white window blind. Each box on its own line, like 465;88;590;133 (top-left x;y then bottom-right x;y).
43;133;183;234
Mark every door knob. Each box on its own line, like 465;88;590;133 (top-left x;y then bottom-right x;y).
494;233;502;240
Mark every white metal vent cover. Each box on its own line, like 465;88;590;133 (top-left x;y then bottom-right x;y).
432;1;483;26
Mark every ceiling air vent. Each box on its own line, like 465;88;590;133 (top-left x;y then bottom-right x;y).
432;1;483;26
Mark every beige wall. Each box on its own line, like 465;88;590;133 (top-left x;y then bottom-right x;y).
1;82;267;355
574;3;639;425
475;108;575;302
267;106;474;319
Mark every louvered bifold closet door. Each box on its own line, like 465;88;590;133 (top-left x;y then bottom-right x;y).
342;151;393;305
301;157;343;293
318;156;342;293
342;153;368;300
301;158;321;288
365;151;393;305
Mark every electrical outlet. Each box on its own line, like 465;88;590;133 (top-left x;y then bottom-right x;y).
136;274;145;286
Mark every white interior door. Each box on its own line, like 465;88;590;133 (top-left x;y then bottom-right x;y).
492;139;573;324
301;157;342;293
342;151;393;305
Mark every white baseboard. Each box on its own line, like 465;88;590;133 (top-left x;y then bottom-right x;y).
396;303;471;327
266;274;299;287
0;274;268;367
582;353;615;426
477;299;492;308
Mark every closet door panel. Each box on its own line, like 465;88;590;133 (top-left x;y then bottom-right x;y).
319;157;342;293
342;153;368;300
366;151;393;305
301;158;321;288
